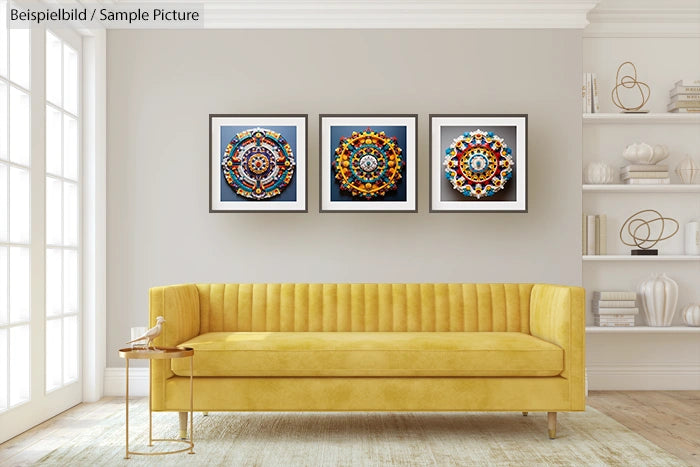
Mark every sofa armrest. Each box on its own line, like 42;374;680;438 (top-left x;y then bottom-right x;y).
149;284;200;411
530;284;585;409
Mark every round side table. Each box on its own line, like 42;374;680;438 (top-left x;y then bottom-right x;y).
118;346;195;459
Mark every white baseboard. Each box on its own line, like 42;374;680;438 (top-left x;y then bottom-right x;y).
104;367;149;396
587;362;700;390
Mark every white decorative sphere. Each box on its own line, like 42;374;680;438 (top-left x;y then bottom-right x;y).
682;304;700;326
584;162;615;184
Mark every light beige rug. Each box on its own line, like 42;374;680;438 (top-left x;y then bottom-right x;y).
31;399;685;466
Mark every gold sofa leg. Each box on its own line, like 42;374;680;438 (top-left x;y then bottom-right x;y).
548;412;557;439
179;412;188;439
522;412;528;416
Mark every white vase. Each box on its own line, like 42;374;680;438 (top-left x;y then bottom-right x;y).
675;156;699;184
638;273;679;326
681;304;700;326
584;162;615;184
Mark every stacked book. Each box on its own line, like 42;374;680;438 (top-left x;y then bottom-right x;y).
582;214;607;255
621;164;670;185
668;79;700;113
593;291;638;327
582;72;600;114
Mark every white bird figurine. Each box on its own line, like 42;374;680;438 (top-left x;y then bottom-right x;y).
126;316;165;349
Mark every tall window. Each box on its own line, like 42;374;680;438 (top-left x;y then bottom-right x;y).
0;1;32;411
45;30;80;392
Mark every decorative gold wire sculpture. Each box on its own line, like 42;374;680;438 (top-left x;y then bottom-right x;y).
611;61;651;112
619;209;679;250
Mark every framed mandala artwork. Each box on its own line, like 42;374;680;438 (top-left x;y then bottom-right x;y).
209;114;307;212
319;115;417;212
429;115;527;213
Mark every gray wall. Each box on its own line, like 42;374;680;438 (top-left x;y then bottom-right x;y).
106;29;582;366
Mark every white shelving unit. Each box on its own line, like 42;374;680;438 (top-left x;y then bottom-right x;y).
586;326;700;333
581;2;700;390
583;184;700;193
583;255;700;261
583;113;700;124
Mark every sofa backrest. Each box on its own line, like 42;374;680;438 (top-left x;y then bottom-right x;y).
195;283;534;333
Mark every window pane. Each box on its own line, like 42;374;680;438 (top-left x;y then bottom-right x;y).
9;28;29;90
63;249;77;315
46;248;62;318
45;318;61;392
0;164;7;241
9;87;30;166
46;106;62;176
0;1;7;78
0;82;7;160
9;166;30;243
0;328;6;410
63;181;78;246
46;177;62;245
0;247;6;325
9;247;29;323
63;45;78;115
63;115;78;180
46;31;62;107
9;324;29;406
63;315;78;384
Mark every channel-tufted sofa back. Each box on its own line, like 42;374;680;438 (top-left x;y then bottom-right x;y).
194;283;534;334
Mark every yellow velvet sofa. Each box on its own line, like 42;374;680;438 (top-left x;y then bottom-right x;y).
149;283;585;439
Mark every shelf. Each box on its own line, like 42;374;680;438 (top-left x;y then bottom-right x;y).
583;184;700;193
583;255;700;261
586;326;700;333
583;113;700;124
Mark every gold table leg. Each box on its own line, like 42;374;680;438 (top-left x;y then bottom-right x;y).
189;355;194;454
125;358;130;459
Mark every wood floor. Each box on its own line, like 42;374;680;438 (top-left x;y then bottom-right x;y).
0;391;698;466
587;390;700;466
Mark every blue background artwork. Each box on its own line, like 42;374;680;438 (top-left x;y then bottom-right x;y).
219;125;298;202
329;125;408;202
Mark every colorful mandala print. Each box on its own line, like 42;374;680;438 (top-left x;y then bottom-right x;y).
443;129;514;199
333;128;403;199
221;127;295;200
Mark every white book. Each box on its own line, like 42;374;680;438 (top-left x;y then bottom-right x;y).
625;178;671;185
669;94;700;103
582;74;588;113
593;307;639;315
599;214;606;256
668;108;700;113
667;101;700;111
587;215;596;255
582;213;587;256
674;79;700;87
621;165;669;173
669;85;700;97
587;73;593;113
592;73;600;113
622;172;670;180
595;317;636;322
594;291;637;301
594;322;636;327
598;300;636;308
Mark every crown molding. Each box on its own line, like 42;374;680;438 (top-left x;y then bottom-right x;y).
109;0;600;29
585;0;700;37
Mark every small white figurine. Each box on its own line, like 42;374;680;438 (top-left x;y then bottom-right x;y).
126;316;165;349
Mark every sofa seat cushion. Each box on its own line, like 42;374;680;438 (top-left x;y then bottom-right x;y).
171;332;563;377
